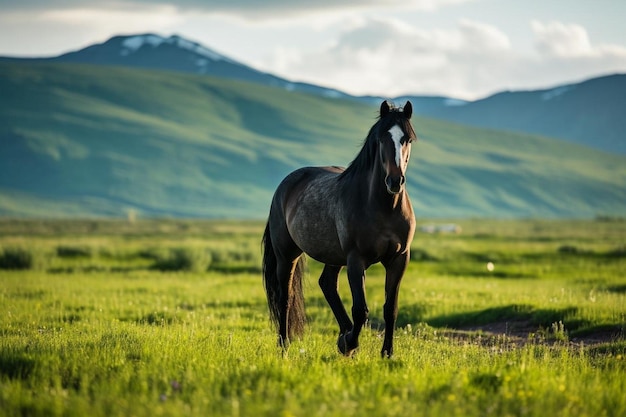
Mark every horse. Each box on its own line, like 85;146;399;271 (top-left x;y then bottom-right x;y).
262;100;417;357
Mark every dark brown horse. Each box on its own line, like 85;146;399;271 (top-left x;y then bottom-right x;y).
262;101;417;357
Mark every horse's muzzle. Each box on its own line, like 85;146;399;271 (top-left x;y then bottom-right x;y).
385;175;405;194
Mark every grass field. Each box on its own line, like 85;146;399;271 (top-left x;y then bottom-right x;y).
1;218;624;416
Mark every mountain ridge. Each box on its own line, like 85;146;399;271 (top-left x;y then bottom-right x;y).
2;33;623;153
1;61;624;219
55;33;353;100
411;73;626;154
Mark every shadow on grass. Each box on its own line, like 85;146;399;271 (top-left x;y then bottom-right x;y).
425;304;580;329
607;284;626;294
0;354;36;380
395;303;429;328
210;264;262;274
48;266;144;274
423;305;623;342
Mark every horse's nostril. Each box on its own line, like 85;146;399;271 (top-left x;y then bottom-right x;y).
385;176;404;194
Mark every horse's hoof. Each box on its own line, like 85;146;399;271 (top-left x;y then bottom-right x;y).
337;333;348;355
337;333;357;356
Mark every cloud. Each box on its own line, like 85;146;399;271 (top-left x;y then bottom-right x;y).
0;0;473;15
263;17;626;100
0;3;184;56
40;5;184;30
457;19;511;52
266;17;515;98
519;20;626;96
531;20;593;58
186;0;473;18
531;20;626;60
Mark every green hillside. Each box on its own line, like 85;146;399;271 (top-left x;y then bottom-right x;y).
1;61;624;218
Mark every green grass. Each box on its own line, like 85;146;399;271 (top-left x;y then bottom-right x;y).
0;218;625;416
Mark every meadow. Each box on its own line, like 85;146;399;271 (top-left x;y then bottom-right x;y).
0;218;624;417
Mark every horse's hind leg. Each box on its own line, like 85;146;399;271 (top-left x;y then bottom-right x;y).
319;264;352;334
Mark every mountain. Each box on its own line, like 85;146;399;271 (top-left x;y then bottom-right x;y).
409;74;626;154
46;33;351;100
3;33;623;154
1;61;624;219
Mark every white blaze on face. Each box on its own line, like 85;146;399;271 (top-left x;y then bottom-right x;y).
388;124;404;167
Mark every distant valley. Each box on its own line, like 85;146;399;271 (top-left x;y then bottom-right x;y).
0;34;624;219
4;33;621;154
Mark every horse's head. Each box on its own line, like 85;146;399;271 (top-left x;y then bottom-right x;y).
377;100;416;195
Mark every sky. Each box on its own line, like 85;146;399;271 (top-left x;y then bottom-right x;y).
1;0;625;100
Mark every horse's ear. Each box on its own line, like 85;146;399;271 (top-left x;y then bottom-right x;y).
380;100;390;118
404;101;412;119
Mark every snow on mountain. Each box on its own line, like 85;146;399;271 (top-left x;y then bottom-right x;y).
170;35;231;62
121;34;164;52
119;34;231;63
444;98;468;107
540;85;575;101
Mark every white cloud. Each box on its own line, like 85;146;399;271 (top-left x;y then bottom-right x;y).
531;20;593;58
143;0;474;17
457;19;511;52
531;20;626;62
264;17;515;98
262;17;626;100
39;5;184;34
524;20;626;91
0;0;475;18
0;4;184;56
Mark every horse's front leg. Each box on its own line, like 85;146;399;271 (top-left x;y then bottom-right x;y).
381;252;410;358
338;253;368;356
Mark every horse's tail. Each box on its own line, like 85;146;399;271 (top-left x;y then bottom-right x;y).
287;255;307;338
262;221;306;340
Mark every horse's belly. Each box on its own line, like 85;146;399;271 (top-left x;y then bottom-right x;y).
300;236;346;266
286;207;347;265
289;223;346;266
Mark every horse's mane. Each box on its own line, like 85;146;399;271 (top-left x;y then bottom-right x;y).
339;104;412;181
